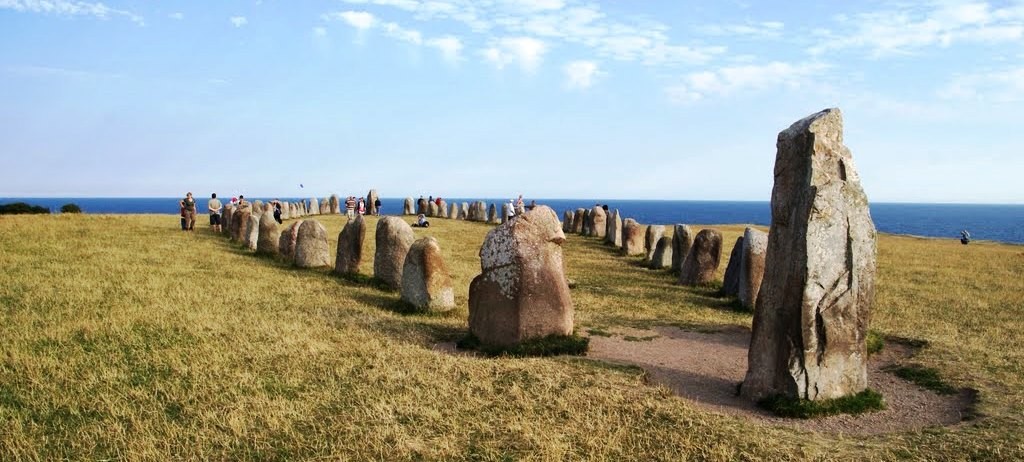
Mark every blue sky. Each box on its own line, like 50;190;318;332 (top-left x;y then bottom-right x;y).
1;0;1022;203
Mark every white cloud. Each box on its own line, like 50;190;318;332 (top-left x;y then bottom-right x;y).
810;2;1024;56
698;20;784;39
325;10;376;30
168;12;184;20
503;0;565;13
229;16;247;28
427;35;464;62
666;61;829;103
382;21;423;44
0;0;144;24
482;37;547;72
563;60;601;89
939;66;1024;102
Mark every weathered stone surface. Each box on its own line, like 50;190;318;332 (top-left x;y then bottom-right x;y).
450;203;459;219
468;206;573;347
589;206;607;238
671;224;693;273
650;235;673;269
487;203;497;223
256;213;281;256
404;197;415;215
606;210;622;247
438;200;448;219
742;108;877;402
581;209;592;235
374;217;416;290
329;194;340;214
293;220;330;268
678;229;722;286
470;201;487;222
428;201;438;217
417;197;428;215
501;203;510;224
222;205;235;234
621;219;644;256
244;214;260;251
278;220;303;261
262;202;273;215
230;208;251;242
401;237;455;312
739;228;768;310
333;214;365;275
309;197;319;215
252;200;264;219
459;203;469;220
721;236;744;297
367;189;379;215
562;210;573;233
319;199;329;215
644;225;665;263
572;208;585;234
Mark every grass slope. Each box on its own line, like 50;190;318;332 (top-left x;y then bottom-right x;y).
0;214;1022;460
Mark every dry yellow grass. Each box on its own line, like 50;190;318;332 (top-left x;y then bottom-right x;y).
0;213;1022;460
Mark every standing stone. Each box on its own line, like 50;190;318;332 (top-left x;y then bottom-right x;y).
487;203;497;223
572;209;585;234
650;235;673;269
294;220;331;268
222;205;235;234
404;197;415;215
589;206;607;238
244;214;260;251
459;203;469;220
417;197;428;215
678;229;722;286
581;209;591;235
562;210;574;233
278;221;303;260
438;200;448;219
401;237;455;312
449;203;459;219
644;225;665;263
374;217;416;290
262;202;273;216
671;224;693;273
366;189;379;215
334;215;365;275
309;197;319;215
738;228;769;310
501;203;510;224
621;219;645;256
606;210;622;247
256;213;281;256
428;201;438;217
721;236;744;297
472;201;487;222
742;109;877;402
329;194;340;214
252;200;264;219
468;206;573;348
230;208;251;242
319;199;329;215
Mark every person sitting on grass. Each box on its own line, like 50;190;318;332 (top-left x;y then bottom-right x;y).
413;214;430;228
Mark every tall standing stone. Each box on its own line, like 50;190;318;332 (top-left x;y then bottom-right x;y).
334;215;365;275
401;237;455;312
721;236;744;297
572;209;585;234
256;214;281;256
428;201;438;217
404;197;415;215
589;206;607;238
678;229;722;286
501;203;510;224
468;206;573;347
742;109;877;402
374;217;416;290
367;189;379;215
739;228;769;310
449;202;459;219
279;221;303;261
581;209;592;235
621;219;644;256
294;220;331;268
487;203;497;223
671;224;693;273
643;225;665;263
459;203;469;220
438;200;449;219
319;199;329;215
649;235;673;269
607;210;622;247
417;197;428;215
252;200;264;219
230;208;251;243
309;197;320;215
562;210;574;233
222;205;235;234
244;214;260;251
329;194;340;214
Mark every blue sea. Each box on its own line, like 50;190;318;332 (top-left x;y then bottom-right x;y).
3;197;1022;245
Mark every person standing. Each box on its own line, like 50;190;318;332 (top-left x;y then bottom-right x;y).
374;197;382;216
180;192;198;231
345;196;356;218
515;194;525;215
208;193;223;233
507;199;516;220
357;197;366;215
272;199;283;224
960;230;971;245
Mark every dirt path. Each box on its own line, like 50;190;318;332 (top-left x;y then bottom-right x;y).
586;325;976;435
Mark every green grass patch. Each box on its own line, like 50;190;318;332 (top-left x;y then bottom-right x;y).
586;327;614;337
867;330;885;356
885;364;958;395
338;272;395;291
757;389;886;418
623;335;659;342
456;333;590;357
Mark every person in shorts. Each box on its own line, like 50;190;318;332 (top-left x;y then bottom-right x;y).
208;193;223;233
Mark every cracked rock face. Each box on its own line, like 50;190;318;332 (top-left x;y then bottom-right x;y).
469;206;574;347
256;214;280;256
334;215;365;275
589;206;607;238
644;225;666;263
742;108;877;402
738;228;768;310
278;220;303;261
621;219;645;256
374;217;416;290
401;236;455;312
294;220;331;268
244;215;260;251
678;229;722;286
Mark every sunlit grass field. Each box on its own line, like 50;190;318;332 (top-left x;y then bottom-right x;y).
1;213;1022;460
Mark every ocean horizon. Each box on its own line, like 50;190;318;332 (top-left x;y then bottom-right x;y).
3;197;1022;245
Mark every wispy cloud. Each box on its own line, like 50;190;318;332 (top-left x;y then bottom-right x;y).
325;10;464;61
482;36;547;72
698;20;784;39
427;35;464;62
563;60;601;89
939;65;1024;102
666;61;829;103
229;16;248;28
0;0;144;25
325;10;376;30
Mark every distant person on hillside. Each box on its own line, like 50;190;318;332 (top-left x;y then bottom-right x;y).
961;229;971;245
527;200;536;211
208;193;223;233
180;192;197;231
435;197;442;206
237;195;249;209
602;204;608;212
345;196;356;218
413;214;430;228
374;197;382;216
272;199;283;224
507;199;516;220
357;197;366;215
515;194;525;215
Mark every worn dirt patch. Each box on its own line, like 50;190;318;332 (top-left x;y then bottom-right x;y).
586;325;977;435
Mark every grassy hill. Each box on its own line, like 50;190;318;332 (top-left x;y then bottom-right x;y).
0;213;1021;460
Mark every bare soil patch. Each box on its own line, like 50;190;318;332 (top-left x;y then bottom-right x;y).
586;325;977;435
